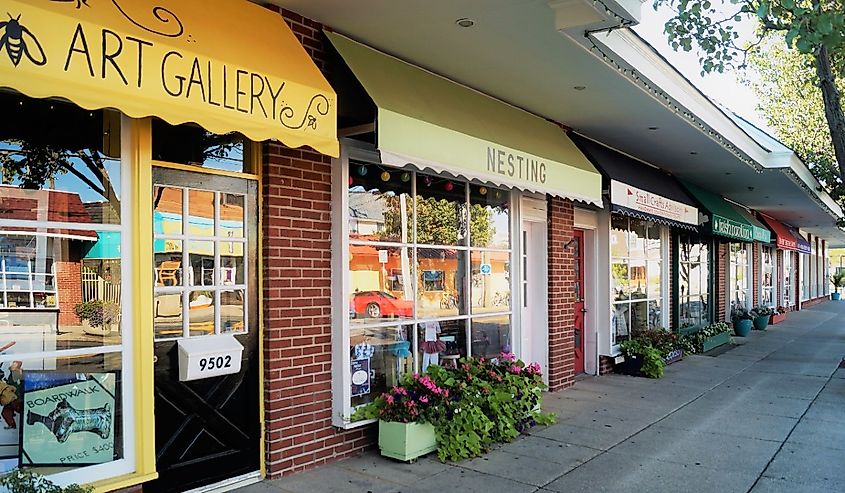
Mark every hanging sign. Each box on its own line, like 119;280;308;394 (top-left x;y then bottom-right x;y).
21;373;117;466
610;181;698;226
0;0;338;157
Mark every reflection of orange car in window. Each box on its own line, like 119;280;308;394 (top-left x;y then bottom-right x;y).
351;291;413;319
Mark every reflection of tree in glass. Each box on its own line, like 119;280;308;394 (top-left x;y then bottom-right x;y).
381;196;495;246
0;141;120;213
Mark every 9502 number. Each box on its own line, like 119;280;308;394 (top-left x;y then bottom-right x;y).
199;355;232;372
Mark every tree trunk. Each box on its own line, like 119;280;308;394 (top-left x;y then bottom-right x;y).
814;45;845;182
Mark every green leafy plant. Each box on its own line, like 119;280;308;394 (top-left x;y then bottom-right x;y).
751;305;775;317
357;353;555;462
0;469;91;493
639;346;665;379
73;300;119;329
731;305;754;322
831;270;845;293
678;322;732;354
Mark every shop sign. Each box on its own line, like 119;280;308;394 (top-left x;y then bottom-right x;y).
177;335;244;381
0;0;338;157
378;250;389;264
350;358;371;397
479;264;492;275
21;373;116;466
776;235;798;251
712;215;754;242
610;181;698;226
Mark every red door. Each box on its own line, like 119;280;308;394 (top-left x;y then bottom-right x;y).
573;230;585;374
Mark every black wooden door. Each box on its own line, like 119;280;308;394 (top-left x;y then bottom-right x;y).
148;167;260;492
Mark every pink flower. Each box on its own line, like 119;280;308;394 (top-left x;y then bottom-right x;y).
479;357;486;364
419;395;429;404
385;395;395;405
500;352;516;362
508;365;522;374
525;362;542;375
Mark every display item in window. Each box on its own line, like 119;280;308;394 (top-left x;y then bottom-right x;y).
421;321;445;372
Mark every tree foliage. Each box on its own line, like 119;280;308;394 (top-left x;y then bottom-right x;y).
739;37;845;206
381;197;495;246
653;0;845;186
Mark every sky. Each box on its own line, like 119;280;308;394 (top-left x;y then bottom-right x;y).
633;4;772;132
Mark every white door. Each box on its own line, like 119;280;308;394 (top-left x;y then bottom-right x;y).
520;220;548;380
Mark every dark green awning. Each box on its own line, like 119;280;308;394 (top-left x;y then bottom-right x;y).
681;181;754;242
731;205;771;243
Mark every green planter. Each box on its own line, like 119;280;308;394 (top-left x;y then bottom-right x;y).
753;315;769;331
733;319;753;337
378;420;437;461
702;331;731;352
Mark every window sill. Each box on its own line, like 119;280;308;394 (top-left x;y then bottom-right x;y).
91;471;159;493
333;417;376;430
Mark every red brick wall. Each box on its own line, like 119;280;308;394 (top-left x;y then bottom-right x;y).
716;241;727;322
776;249;783;307
752;242;761;307
598;355;615;375
667;230;674;328
56;260;82;326
261;7;375;478
547;197;575;391
262;144;375;477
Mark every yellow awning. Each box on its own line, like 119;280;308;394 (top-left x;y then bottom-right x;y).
1;0;338;157
326;32;601;204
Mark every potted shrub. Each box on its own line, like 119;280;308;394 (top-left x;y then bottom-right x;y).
771;306;788;324
731;305;754;337
830;270;845;300
619;338;665;378
751;305;774;330
1;469;91;492
73;300;120;336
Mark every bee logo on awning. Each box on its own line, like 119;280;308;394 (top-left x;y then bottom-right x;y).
0;14;47;67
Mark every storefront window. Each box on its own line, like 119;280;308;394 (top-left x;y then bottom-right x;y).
762;246;775;307
0;93;130;482
783;251;793;307
729;243;750;314
611;216;663;345
347;165;511;413
678;234;710;328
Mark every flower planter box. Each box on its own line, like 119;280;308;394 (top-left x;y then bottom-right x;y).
378;420;437;462
702;331;731;352
770;313;787;325
664;349;683;365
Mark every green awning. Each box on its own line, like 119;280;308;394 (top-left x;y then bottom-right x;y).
326;32;603;205
731;205;771;243
681;181;754;242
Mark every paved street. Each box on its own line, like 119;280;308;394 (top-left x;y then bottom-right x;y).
238;301;845;493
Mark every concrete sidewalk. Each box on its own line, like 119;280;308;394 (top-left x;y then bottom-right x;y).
237;302;845;493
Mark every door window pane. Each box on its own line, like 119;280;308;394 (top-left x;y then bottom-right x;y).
154;293;183;339
153;186;183;234
188;190;215;237
220;290;245;334
220;194;245;239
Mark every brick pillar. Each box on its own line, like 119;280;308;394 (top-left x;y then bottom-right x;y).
667;230;674;328
716;241;727;322
261;7;375;478
547;197;575;391
56;260;82;326
752;242;761;307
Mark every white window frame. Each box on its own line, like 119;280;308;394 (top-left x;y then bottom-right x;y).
782;250;794;307
0;117;136;485
760;245;776;308
331;142;516;428
609;216;668;349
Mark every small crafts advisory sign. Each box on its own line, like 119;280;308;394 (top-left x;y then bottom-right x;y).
21;373;116;466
